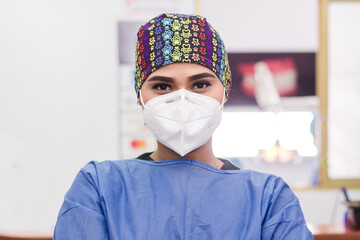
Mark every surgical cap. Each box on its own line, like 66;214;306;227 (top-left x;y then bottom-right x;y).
134;13;232;98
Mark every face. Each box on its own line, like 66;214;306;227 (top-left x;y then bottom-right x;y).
140;63;225;105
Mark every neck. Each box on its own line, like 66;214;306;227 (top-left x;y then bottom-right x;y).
150;138;224;169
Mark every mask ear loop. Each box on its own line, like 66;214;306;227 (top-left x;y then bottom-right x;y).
220;88;226;108
138;90;146;107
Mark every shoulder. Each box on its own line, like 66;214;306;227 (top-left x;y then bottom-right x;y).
229;168;283;187
80;159;146;179
81;159;145;172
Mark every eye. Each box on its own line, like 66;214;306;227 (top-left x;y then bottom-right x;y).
153;83;171;91
193;81;211;90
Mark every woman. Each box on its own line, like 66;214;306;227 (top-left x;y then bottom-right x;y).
54;13;314;239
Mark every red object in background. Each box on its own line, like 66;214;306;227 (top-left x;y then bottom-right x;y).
131;139;147;149
237;58;298;97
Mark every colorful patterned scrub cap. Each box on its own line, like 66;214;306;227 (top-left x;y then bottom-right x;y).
134;13;232;98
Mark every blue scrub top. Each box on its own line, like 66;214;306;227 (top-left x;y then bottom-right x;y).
54;159;314;239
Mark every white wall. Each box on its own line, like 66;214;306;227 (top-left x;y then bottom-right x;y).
0;0;359;233
0;0;122;231
201;0;318;52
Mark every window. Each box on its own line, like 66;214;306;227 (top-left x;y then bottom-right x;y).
318;0;360;187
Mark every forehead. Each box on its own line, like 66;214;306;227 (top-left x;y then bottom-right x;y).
146;62;217;79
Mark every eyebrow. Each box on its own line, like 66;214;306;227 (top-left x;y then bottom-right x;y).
147;72;216;83
146;76;175;83
188;72;217;81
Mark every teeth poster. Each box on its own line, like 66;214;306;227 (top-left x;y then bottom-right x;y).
226;52;316;107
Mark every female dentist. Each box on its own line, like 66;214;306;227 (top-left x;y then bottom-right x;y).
54;13;314;239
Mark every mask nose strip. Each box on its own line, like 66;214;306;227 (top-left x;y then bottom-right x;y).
165;91;187;104
165;95;181;104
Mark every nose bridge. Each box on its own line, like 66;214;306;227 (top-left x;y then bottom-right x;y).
173;78;191;91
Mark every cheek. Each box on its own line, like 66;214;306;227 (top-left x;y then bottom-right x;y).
139;86;154;105
208;86;225;104
214;93;225;104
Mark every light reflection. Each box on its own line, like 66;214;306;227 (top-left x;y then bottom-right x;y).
260;140;295;163
213;111;318;159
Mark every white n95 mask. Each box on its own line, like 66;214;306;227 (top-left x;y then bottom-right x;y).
140;89;224;156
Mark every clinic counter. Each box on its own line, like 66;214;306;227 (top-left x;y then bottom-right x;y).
0;230;52;240
308;224;360;240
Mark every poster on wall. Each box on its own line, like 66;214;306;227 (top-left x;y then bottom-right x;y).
226;52;316;107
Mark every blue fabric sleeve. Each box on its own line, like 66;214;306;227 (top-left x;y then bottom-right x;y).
53;162;109;240
261;177;314;240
